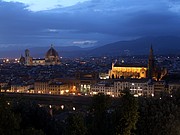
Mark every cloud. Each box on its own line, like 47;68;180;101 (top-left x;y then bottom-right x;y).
2;0;90;11
1;0;180;49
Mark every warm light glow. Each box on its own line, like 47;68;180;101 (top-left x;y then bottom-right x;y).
92;92;97;95
49;105;52;108
107;92;111;95
73;107;76;111
38;91;41;93
151;93;154;97
60;90;64;95
65;90;69;93
61;105;64;110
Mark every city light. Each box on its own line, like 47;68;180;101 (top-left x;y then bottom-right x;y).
61;105;64;110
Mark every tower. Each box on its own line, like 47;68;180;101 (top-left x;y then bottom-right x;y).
148;45;155;79
25;49;31;66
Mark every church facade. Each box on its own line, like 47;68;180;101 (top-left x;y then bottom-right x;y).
109;46;167;80
19;45;61;66
109;63;147;79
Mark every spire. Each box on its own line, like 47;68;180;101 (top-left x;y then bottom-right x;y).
148;45;155;79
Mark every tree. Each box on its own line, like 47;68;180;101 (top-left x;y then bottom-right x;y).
0;95;21;135
115;89;139;135
88;93;111;135
11;99;53;135
136;96;180;135
64;113;87;135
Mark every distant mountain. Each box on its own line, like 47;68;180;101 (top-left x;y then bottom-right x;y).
0;46;87;58
88;36;180;56
0;36;180;58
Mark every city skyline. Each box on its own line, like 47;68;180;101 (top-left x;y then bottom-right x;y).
1;0;180;49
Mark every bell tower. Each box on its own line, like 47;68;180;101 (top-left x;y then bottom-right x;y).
25;49;30;66
148;45;155;79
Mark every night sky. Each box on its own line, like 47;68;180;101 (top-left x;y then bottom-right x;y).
1;0;180;49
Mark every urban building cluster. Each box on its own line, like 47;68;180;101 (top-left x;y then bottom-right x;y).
0;45;179;97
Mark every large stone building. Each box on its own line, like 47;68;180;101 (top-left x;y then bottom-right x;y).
90;79;154;97
34;80;69;95
19;45;60;66
109;46;167;80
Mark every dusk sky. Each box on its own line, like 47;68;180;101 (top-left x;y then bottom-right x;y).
1;0;180;49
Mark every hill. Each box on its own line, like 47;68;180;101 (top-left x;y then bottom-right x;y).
88;36;180;56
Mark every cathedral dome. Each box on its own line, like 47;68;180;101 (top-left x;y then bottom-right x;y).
45;45;59;58
45;45;60;65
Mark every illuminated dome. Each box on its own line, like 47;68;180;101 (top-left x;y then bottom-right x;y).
45;45;60;65
46;45;59;58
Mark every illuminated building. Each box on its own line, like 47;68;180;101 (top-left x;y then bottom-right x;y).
109;46;167;80
90;82;115;97
45;45;60;65
34;80;69;95
109;63;147;79
90;79;155;97
20;45;60;66
75;71;99;93
11;84;33;93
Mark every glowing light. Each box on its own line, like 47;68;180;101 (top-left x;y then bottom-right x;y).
92;92;97;95
49;105;52;108
107;92;111;95
49;91;52;94
132;83;135;86
61;105;64;110
151;93;154;97
73;107;76;111
7;102;10;105
60;90;64;95
65;90;69;93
